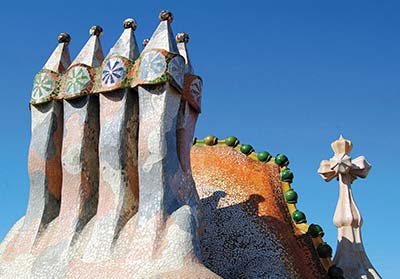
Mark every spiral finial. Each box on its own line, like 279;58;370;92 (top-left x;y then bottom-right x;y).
89;25;103;36
159;10;173;23
176;32;189;44
123;18;137;30
58;32;71;44
142;38;150;48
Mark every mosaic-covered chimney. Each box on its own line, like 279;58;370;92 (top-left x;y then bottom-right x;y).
13;32;71;260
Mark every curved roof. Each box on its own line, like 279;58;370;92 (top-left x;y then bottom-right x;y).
191;136;335;278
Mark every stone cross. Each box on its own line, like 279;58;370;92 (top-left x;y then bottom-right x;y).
318;135;381;279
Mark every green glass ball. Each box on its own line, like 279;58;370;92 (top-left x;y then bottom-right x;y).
257;151;272;162
204;135;218;146
275;154;290;167
328;265;344;279
292;210;307;224
240;144;254;155
225;136;240;147
317;243;333;258
284;189;298;204
280;169;294;183
308;224;325;238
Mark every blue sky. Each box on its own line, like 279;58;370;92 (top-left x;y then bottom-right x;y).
0;0;399;277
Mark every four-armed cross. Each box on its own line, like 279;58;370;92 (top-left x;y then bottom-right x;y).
318;135;381;279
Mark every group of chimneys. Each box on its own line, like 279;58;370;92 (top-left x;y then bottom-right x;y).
31;10;196;105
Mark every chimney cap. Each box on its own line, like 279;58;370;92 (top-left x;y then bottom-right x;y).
58;32;71;44
176;32;189;44
90;25;103;36
123;18;137;30
159;10;173;23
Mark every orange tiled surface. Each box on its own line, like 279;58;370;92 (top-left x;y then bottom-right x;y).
191;145;328;279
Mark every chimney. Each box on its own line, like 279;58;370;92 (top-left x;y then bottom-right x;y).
83;18;140;261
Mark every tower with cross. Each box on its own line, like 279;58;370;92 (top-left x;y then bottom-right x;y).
318;136;381;279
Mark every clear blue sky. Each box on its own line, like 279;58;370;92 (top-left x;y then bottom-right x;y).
0;1;399;277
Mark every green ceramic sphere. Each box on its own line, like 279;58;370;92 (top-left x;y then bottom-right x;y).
275;154;290;167
317;243;333;258
204;135;218;146
292;210;307;224
328;265;344;279
280;169;294;183
225;136;240;147
240;144;254;155
257;151;272;162
284;189;298;204
308;224;325;238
